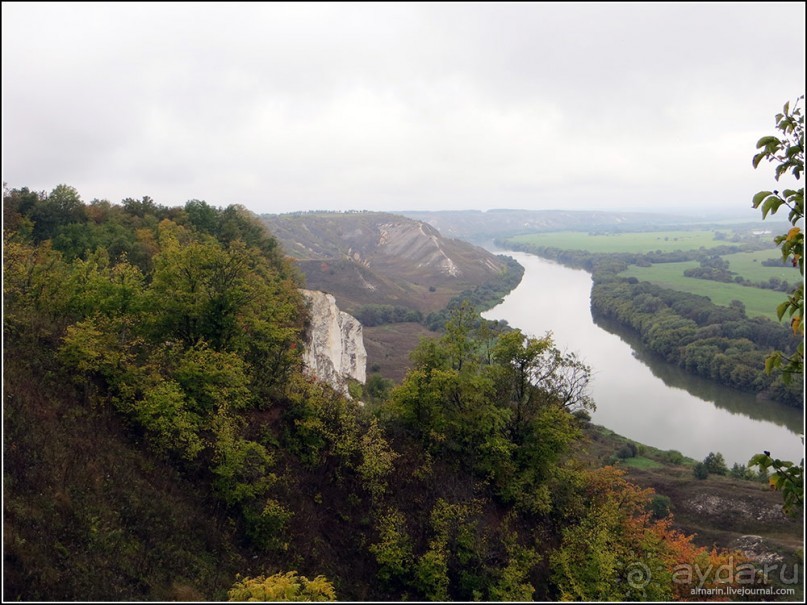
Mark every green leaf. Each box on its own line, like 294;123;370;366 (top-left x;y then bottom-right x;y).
752;191;773;208
756;136;780;149
776;301;790;321
761;195;783;218
749;453;773;467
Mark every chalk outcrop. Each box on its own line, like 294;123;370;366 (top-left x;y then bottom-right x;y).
300;289;366;398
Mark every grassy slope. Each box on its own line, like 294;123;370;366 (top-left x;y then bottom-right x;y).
2;349;248;601
363;322;435;383
619;262;786;321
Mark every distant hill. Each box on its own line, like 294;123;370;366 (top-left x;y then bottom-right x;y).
262;211;513;315
399;209;699;243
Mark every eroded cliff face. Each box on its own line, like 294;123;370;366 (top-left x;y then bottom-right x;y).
300;289;367;398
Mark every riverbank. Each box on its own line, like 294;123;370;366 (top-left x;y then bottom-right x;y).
579;422;804;600
482;249;804;466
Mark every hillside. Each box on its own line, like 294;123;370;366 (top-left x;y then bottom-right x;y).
263;211;524;380
262;211;512;315
400;209;698;243
4;187;801;602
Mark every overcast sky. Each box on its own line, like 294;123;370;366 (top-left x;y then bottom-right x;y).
2;2;805;216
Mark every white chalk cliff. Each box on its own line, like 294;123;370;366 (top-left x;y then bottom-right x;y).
300;289;367;398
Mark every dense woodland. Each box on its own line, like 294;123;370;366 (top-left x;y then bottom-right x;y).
3;185;776;601
499;240;804;408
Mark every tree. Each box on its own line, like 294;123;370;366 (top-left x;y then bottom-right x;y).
750;96;804;516
692;462;709;480
702;452;728;476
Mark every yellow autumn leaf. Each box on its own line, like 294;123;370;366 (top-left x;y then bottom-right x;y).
786;227;801;241
791;316;802;335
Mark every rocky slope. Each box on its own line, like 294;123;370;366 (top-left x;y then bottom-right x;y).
263;212;510;314
300;289;366;398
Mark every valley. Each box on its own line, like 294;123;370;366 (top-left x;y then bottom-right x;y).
3;188;803;602
263;211;524;380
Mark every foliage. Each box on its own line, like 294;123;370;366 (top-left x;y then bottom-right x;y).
692;462;709;480
424;255;524;331
390;311;590;512
550;467;751;601
590;278;802;406
369;508;414;586
749;97;805;519
702;452;728;476
488;536;537;602
648;494;672;520
3;183;754;602
749;451;804;517
354;304;423;327
752;96;804;382
227;571;336;602
356;418;399;502
616;442;638;459
730;462;754;480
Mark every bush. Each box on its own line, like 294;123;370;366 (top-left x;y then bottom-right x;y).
648;494;672;520
661;450;685;465
693;462;709;480
616;442;638;459
703;452;728;476
730;462;752;480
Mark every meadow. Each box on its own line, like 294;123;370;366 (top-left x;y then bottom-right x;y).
618;263;785;321
721;249;798;283
508;228;794;323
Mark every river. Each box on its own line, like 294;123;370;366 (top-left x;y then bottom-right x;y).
482;250;804;467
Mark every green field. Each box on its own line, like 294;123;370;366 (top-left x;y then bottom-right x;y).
509;230;728;254
721;249;798;283
509;228;794;322
619;456;665;470
619;263;787;321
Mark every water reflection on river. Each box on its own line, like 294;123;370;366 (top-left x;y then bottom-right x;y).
482;250;804;466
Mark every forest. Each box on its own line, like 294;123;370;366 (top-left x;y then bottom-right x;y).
1;184;785;601
499;240;803;408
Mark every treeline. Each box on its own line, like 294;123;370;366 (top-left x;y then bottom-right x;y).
356;255;524;330
498;239;803;408
353;304;424;326
683;255;798;292
3;185;760;601
591;277;802;406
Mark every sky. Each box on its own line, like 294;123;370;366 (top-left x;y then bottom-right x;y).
2;2;805;217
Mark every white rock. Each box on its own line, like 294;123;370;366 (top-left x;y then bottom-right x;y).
300;289;366;398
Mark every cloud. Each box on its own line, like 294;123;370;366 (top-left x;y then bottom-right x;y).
2;2;804;214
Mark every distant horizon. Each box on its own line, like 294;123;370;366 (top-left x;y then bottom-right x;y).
3;3;803;220
4;180;790;227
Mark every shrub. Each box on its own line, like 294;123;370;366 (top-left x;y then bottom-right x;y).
662;450;685;465
703;452;728;476
648;494;672;520
616;442;637;459
693;462;709;480
730;463;752;480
